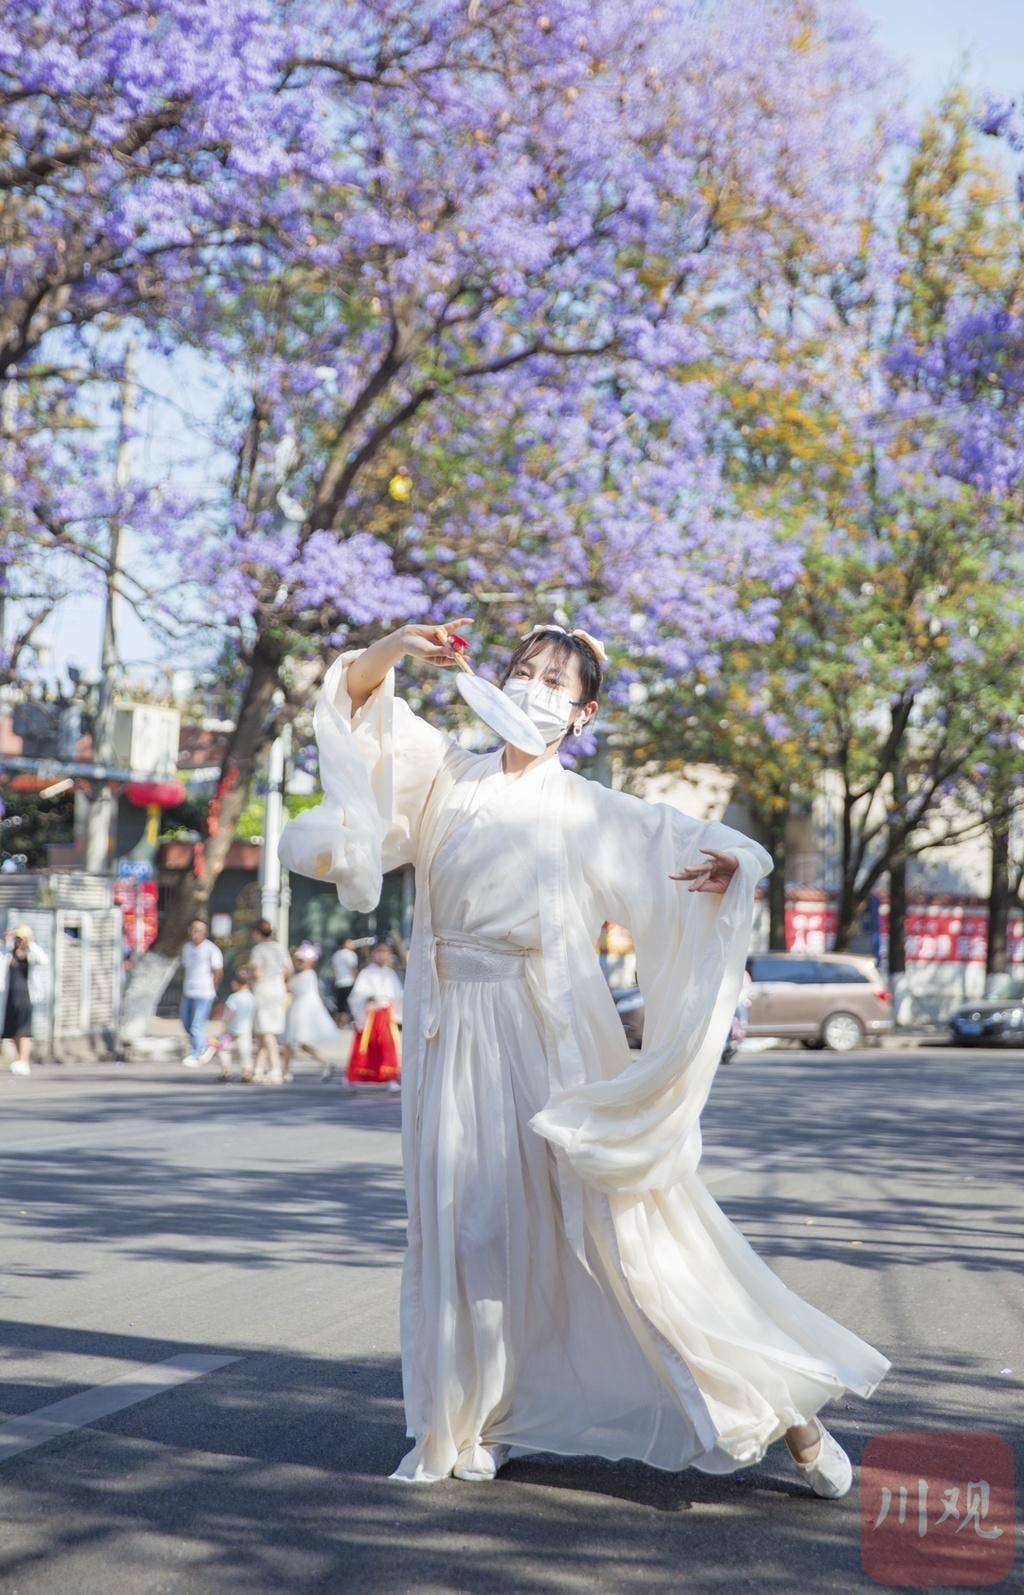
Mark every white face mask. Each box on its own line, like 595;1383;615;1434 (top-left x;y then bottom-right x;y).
502;677;585;744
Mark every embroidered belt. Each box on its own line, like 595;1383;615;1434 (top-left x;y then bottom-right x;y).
434;934;535;985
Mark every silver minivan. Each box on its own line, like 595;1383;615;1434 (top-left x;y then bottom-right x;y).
745;952;894;1051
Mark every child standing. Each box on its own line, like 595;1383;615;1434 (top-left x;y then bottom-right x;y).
205;967;257;1081
347;941;403;1090
283;942;340;1081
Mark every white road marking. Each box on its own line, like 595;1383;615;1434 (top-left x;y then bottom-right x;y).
0;1351;239;1465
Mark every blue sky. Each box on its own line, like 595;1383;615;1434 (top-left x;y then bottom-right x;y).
35;0;1024;687
860;0;1024;108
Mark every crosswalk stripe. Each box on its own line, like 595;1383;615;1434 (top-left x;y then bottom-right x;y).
0;1351;240;1465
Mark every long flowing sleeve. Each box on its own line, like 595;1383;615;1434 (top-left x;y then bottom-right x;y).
530;787;772;1195
278;649;451;913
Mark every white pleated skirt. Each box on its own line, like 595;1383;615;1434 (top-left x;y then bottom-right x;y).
392;939;890;1483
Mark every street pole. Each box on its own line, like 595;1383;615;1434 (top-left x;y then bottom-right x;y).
258;720;291;939
85;341;136;875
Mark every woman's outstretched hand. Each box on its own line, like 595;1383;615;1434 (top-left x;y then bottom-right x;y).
346;617;473;712
400;618;474;667
670;848;739;894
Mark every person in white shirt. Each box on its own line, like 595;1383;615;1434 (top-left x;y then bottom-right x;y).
348;944;404;1029
331;938;359;1023
348;942;404;1091
180;918;224;1067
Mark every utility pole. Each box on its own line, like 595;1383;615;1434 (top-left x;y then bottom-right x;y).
258;719;292;941
85;342;136;874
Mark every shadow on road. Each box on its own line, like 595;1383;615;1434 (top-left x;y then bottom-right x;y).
702;1053;1024;1277
0;1328;909;1595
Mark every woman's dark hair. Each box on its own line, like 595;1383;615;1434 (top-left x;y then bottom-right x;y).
255;918;274;938
501;628;603;730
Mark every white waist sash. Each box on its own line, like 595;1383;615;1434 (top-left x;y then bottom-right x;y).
434;933;535;985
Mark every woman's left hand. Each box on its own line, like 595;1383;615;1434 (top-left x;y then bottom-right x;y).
670;848;739;894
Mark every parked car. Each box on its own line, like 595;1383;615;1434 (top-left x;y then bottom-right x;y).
611;951;893;1053
948;984;1024;1045
612;984;645;1050
745;952;893;1051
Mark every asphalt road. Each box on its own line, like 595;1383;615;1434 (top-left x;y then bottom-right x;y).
1;1044;1021;1595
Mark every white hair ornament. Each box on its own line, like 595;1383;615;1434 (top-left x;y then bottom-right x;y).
525;623;608;665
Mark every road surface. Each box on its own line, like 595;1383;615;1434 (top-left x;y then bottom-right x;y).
1;1044;1020;1593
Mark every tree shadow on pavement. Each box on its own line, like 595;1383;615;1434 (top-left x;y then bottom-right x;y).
700;1053;1024;1278
0;1333;951;1595
0;1147;408;1273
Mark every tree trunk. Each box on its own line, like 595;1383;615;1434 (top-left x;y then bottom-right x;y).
986;816;1010;981
833;782;858;951
761;801;788;950
119;636;286;1042
888;757;908;979
888;853;907;977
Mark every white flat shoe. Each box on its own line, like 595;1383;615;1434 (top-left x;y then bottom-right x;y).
452;1442;511;1482
788;1416;853;1499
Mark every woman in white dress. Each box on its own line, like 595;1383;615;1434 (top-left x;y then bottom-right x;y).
283;942;340;1080
248;918;293;1085
279;619;891;1493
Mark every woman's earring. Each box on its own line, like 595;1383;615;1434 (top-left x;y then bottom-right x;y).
573;717;585;736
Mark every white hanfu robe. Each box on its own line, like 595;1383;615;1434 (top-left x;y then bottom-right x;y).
279;652;891;1483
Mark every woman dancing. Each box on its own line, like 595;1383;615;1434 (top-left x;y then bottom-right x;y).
280;619;890;1491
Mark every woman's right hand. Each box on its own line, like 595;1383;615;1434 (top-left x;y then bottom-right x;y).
397;618;474;668
347;618;474;712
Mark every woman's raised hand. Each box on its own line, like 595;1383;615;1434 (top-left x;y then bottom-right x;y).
670;848;739;894
347;617;474;713
400;618;474;667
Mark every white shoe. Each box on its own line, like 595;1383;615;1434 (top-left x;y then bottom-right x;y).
319;1063;334;1082
452;1442;510;1482
10;1059;31;1076
182;1054;202;1069
788;1416;853;1499
386;1079;401;1094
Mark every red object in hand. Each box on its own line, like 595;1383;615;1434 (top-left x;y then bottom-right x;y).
449;633;469;651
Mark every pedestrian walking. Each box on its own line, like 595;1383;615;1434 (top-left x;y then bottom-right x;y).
180;918;223;1068
1;925;49;1076
280;618;890;1491
283;942;339;1080
248;918;292;1084
347;941;403;1088
204;966;257;1081
330;937;358;1023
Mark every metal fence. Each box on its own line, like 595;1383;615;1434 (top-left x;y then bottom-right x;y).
0;874;123;1061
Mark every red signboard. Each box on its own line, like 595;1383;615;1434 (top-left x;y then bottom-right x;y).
787;898;1023;964
114;879;159;956
877;904;1024;966
786;901;839;953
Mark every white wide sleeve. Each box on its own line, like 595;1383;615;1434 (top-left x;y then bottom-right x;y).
531;791;772;1194
278;649;451;913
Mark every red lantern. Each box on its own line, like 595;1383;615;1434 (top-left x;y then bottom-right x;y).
124;779;187;849
124;779;187;809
